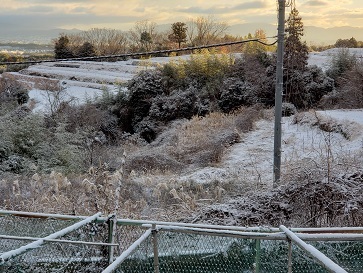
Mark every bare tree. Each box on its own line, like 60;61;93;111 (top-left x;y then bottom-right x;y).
128;20;158;51
187;16;229;46
64;28;129;56
81;28;129;55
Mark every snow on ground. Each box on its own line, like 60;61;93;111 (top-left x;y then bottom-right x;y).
317;109;363;126
18;49;363;187
308;48;363;71
180;110;363;186
29;86;125;113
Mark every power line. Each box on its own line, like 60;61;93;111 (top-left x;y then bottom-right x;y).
0;37;277;66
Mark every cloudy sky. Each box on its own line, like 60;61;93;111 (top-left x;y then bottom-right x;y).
1;0;363;31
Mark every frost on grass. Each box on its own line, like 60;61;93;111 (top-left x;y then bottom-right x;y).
190;171;363;227
293;110;363;140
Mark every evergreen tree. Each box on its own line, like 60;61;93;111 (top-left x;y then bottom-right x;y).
284;8;309;71
54;35;74;59
140;31;152;51
169;22;187;48
77;42;96;58
283;7;334;109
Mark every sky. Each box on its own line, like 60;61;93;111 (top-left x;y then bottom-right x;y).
1;0;363;32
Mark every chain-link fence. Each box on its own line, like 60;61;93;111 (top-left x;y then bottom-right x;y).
1;210;363;272
110;225;363;273
0;212;111;272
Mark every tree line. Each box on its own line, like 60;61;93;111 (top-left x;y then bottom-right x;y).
53;16;274;59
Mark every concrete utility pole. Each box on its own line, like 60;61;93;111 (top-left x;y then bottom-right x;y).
273;0;286;188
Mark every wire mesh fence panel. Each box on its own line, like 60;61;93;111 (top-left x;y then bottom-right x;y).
258;239;289;273
290;243;331;273
3;212;363;273
0;215;77;237
113;232;155;273
117;224;149;255
113;231;291;273
0;218;111;272
0;238;30;253
310;241;363;273
0;241;108;273
156;231;255;273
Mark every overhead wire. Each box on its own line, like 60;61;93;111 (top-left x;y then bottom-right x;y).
0;37;277;66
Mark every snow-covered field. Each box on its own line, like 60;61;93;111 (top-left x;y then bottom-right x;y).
8;49;363;187
14;48;362;111
179;109;363;186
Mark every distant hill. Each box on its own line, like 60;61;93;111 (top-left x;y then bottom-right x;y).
1;24;363;45
0;29;81;44
227;23;363;45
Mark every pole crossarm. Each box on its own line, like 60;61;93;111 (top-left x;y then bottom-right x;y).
0;212;102;264
280;225;348;273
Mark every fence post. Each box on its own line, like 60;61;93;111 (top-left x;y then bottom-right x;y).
255;239;261;273
107;214;116;264
152;224;160;273
288;239;292;273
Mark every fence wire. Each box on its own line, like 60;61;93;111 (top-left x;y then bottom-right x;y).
0;214;110;272
2;212;363;272
113;231;291;273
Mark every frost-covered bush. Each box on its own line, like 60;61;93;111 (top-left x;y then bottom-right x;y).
0;155;26;173
0;108;90;174
10;114;46;158
326;48;357;85
321;61;363;109
218;78;257;112
148;86;203;122
282;102;297;117
127;70;164;127
225;54;275;107
284;65;334;108
0;75;29;105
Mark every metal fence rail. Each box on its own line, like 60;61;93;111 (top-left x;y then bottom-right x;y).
1;210;363;272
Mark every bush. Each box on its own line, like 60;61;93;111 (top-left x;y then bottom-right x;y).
281;102;297;117
284;65;334;108
321;61;363;109
218;78;257;112
326;48;357;85
0;76;29;105
225;54;275;106
160;49;233;95
127;70;164;128
148;86;204;122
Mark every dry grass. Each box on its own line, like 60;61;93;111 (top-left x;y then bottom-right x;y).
168;105;265;167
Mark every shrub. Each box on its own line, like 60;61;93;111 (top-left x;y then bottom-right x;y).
284;65;334;108
281;102;297;117
160;49;234;95
148;86;203;122
323;62;363;109
326;48;357;85
218;78;257;112
10;114;47;158
0;76;29;105
127;70;164;128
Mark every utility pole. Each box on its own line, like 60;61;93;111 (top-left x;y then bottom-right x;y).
273;0;286;188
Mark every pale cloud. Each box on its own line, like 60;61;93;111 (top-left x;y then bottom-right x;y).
176;1;267;14
16;5;56;13
303;1;328;6
0;0;362;31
